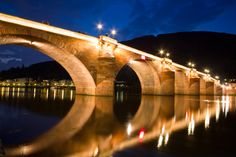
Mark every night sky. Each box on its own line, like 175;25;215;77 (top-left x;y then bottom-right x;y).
1;0;236;71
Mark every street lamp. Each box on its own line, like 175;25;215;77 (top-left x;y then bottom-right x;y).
188;62;195;68
204;69;210;74
111;29;117;38
159;49;164;57
215;76;219;80
96;23;103;35
166;53;170;58
97;23;103;30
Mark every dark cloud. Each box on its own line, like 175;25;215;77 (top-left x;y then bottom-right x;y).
121;0;236;39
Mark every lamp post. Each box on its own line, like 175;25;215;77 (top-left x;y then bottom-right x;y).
166;53;170;58
159;49;164;57
204;69;210;74
110;29;117;38
97;23;103;36
188;62;195;69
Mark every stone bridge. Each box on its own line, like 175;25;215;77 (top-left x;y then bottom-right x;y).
0;13;224;96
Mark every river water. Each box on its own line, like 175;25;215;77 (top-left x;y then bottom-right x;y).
0;87;236;157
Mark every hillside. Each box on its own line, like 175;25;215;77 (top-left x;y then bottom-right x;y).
122;31;236;79
0;61;71;80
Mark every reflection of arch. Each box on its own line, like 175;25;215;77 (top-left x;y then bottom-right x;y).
0;35;96;95
130;96;161;132
5;96;96;156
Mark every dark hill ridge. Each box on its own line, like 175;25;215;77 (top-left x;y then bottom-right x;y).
121;31;236;79
0;61;71;80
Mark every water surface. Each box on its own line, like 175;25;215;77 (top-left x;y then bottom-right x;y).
0;88;236;157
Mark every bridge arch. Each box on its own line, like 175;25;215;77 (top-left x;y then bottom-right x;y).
115;60;161;95
0;34;96;95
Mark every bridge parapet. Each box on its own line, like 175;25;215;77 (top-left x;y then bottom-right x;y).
98;36;118;58
187;68;199;78
160;58;175;72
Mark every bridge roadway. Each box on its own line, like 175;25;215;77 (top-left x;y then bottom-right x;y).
4;95;234;156
0;13;224;96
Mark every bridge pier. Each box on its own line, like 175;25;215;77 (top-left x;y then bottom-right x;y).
95;57;116;96
189;78;200;95
206;81;215;95
160;71;175;95
175;70;189;94
216;85;223;95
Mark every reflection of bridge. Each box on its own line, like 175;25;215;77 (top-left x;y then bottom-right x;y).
0;13;224;96
5;95;234;156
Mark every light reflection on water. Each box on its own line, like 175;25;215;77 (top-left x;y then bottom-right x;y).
0;87;75;147
0;89;236;157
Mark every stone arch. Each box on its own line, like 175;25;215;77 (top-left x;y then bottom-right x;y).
189;78;200;95
116;60;161;95
0;35;96;95
175;70;189;94
150;60;175;95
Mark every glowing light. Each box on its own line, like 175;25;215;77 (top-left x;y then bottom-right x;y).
97;23;103;30
222;96;230;117
127;123;132;136
188;62;195;68
141;55;146;60
159;49;164;56
161;125;165;134
157;135;163;148
33;88;36;98
61;89;65;100
205;108;210;129
215;75;220;80
166;53;170;57
188;114;195;135
12;88;15;97
111;29;117;36
70;90;73;101
138;128;145;141
93;147;99;157
204;69;210;74
129;59;135;64
216;100;220;122
53;89;57;100
1;87;4;97
17;87;20;97
164;133;169;145
46;88;49;100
